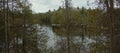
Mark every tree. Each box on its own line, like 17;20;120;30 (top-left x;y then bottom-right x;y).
95;0;116;53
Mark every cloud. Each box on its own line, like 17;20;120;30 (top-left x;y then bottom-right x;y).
28;0;96;13
28;0;61;13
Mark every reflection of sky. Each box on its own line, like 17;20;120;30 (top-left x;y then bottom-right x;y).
37;25;93;49
28;0;96;13
37;25;57;48
45;26;57;49
37;25;107;51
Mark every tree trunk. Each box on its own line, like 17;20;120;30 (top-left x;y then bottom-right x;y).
109;0;116;53
4;0;9;53
67;36;70;53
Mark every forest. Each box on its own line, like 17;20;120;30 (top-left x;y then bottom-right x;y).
0;0;120;53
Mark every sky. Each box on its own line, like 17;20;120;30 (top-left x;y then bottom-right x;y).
28;0;96;13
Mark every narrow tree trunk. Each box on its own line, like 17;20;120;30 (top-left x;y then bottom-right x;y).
109;0;116;53
3;0;9;53
67;36;70;53
23;1;27;53
64;0;71;53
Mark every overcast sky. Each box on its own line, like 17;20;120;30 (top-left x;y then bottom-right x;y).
28;0;96;13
